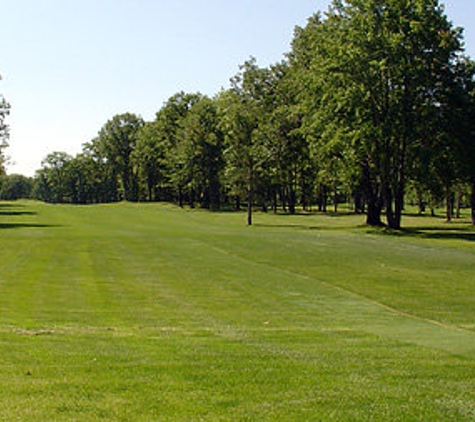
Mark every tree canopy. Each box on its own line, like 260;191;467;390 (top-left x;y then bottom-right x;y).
0;75;10;175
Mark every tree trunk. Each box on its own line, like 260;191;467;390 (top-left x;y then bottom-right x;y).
430;194;436;217
362;163;383;226
288;187;296;215
385;176;404;230
281;188;287;212
384;184;399;229
471;180;475;226
455;191;462;219
272;189;278;213
354;191;364;214
445;186;454;222
178;186;183;208
417;189;425;214
147;181;153;202
393;184;404;230
235;195;241;211
367;200;383;226
317;184;328;213
247;163;253;226
247;194;252;226
333;183;338;213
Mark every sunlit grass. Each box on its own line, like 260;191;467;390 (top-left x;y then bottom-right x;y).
0;201;474;420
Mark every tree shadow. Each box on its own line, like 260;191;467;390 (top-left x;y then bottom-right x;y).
370;225;475;243
0;202;36;216
271;210;357;217
0;203;25;208
0;203;56;230
254;221;364;231
403;226;475;243
254;223;322;230
255;213;475;242
0;223;61;230
0;210;37;216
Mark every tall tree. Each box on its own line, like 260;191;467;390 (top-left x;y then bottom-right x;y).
82;140;120;203
95;113;144;201
178;96;224;210
219;58;273;225
39;152;73;203
447;57;475;225
259;61;314;214
157;92;202;206
0;75;10;174
291;0;465;228
133;121;168;202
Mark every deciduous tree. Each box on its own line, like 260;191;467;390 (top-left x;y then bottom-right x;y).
95;113;144;201
219;58;273;225
0;75;10;174
291;0;465;228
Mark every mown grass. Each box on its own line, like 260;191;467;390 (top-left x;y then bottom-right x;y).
0;201;475;420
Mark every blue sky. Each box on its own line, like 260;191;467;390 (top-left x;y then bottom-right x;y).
1;1;475;176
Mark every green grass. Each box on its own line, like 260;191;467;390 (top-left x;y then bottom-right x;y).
1;201;475;420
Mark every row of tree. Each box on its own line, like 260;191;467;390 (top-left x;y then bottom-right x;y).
3;0;475;228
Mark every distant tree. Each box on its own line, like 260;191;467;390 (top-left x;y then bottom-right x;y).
132;92;202;204
0;75;10;174
157;92;202;206
0;174;33;200
33;169;53;202
133;121;168;202
82;140;120;203
94;113;144;201
65;153;108;204
38;152;73;203
260;61;314;213
219;58;273;225
178;96;224;210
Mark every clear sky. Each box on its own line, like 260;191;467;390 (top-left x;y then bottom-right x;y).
1;1;475;177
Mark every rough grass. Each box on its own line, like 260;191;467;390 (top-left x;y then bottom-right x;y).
0;201;475;420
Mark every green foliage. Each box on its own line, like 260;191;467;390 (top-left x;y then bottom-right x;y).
155;92;202;206
133;121;169;201
38;152;73;203
219;58;277;223
0;75;10;174
291;0;467;228
177;96;224;210
94;113;144;201
0;174;33;200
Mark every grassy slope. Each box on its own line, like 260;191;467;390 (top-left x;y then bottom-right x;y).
0;201;475;420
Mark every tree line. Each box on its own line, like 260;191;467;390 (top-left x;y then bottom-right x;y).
2;0;475;228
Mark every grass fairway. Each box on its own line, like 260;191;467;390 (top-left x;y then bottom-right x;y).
1;201;475;420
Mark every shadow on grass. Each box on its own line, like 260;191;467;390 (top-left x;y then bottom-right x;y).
255;221;364;231
0;223;60;230
403;226;475;243
268;210;358;217
255;210;475;242
0;203;25;208
254;223;321;230
0;202;36;216
0;210;37;216
367;225;475;243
